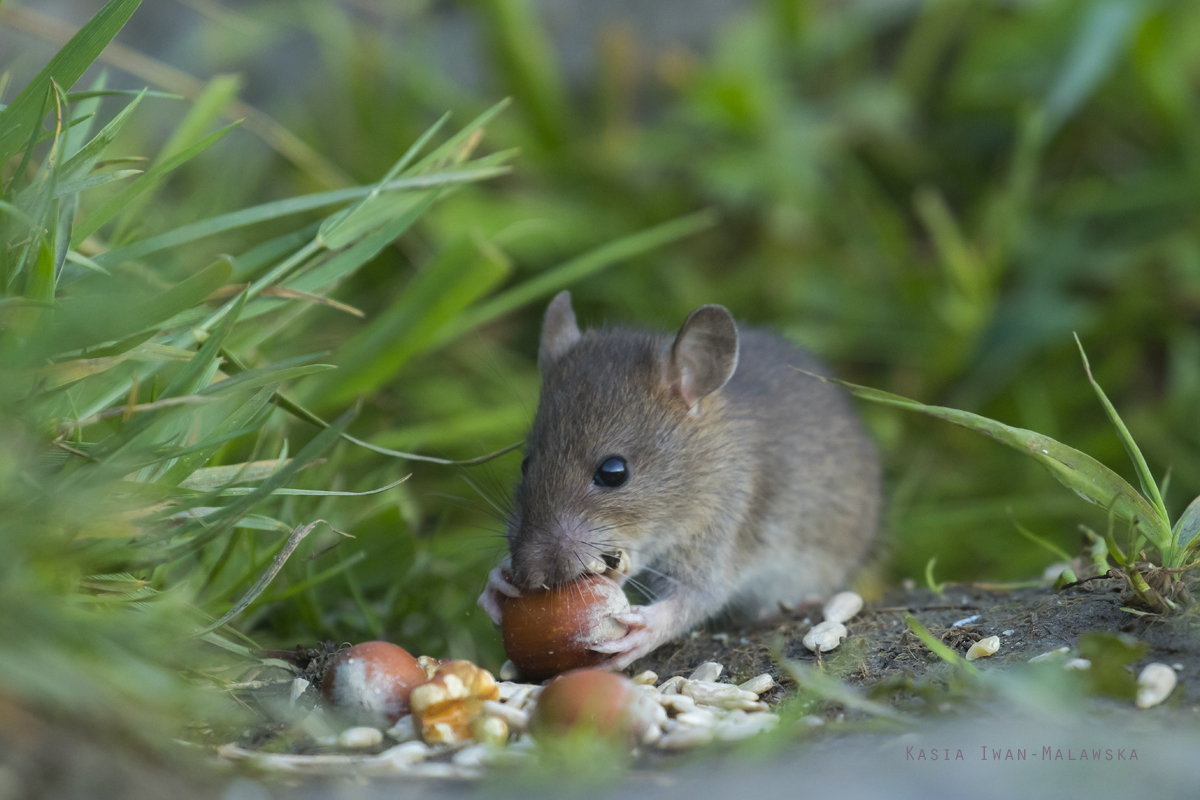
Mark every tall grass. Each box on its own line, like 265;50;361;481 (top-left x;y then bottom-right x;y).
0;0;711;742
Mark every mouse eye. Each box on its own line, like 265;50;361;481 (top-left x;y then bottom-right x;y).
521;457;531;476
593;456;629;488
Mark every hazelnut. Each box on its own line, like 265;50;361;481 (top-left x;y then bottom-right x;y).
529;669;643;743
321;641;427;726
409;660;501;745
501;573;630;681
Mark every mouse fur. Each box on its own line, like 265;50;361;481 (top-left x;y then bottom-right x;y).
481;291;881;667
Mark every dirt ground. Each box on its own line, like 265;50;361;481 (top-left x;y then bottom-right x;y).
632;577;1200;712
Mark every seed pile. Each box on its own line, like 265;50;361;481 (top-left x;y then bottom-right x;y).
218;660;780;778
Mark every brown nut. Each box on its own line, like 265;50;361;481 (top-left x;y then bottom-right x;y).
501;573;630;681
409;660;500;745
529;669;641;742
321;641;427;726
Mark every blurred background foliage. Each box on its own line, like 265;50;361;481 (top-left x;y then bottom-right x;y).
2;0;1199;705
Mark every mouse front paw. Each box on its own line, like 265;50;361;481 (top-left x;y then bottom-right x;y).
477;555;519;627
588;605;668;669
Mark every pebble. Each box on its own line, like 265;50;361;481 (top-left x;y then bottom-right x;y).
498;660;519;681
951;614;980;628
338;727;383;748
823;591;863;624
803;621;848;653
689;662;724;682
965;636;999;661
1137;663;1177;709
738;674;774;695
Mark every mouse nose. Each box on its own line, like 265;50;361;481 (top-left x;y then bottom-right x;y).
510;515;609;589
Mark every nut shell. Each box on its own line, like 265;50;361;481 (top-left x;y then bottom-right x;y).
321;641;427;726
501;574;630;681
529;669;639;741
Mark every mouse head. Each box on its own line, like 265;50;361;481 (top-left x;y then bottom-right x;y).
508;291;740;590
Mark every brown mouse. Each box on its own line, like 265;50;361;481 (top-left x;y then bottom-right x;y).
478;291;881;668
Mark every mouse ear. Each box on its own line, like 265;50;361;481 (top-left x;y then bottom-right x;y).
665;304;739;415
538;291;582;374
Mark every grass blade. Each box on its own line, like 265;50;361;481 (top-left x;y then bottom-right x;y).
71;121;240;246
0;0;142;164
808;370;1173;550
1073;334;1169;525
427;209;718;350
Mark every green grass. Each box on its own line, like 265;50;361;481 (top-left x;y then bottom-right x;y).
4;0;1200;755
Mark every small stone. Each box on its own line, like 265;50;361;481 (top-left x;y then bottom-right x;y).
632;670;659;686
498;660;519;681
965;636;1000;661
1137;663;1177;708
951;614;980;628
822;591;863;624
1063;658;1091;671
338;726;383;748
689;662;724;682
1173;663;1184;671
803;621;848;653
1002;630;1014;636
737;674;774;695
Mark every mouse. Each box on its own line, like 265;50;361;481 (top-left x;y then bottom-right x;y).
478;291;881;669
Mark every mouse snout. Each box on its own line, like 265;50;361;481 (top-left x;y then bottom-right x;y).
509;514;614;590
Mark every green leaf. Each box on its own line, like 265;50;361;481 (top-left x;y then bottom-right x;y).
0;0;143;164
427;209;718;350
1175;496;1200;552
52;169;143;198
1077;632;1147;699
1073;334;1170;531
1043;1;1143;136
177;460;292;492
314;234;511;404
51;89;146;188
39;256;232;358
212;477;407;497
812;372;1173;550
92;167;509;268
71;121;240;247
904;614;978;674
199;362;334;396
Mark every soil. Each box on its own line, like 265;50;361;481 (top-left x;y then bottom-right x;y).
631;577;1200;712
